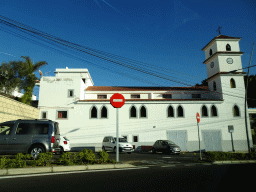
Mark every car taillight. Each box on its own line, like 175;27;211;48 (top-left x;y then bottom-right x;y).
51;136;55;143
64;141;67;144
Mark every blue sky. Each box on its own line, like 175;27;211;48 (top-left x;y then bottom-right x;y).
0;0;256;100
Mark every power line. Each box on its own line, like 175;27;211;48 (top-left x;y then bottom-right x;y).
1;15;256;101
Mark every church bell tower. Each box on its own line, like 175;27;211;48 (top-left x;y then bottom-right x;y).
201;34;246;101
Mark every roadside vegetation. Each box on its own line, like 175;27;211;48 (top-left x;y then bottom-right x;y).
204;151;256;161
0;149;116;169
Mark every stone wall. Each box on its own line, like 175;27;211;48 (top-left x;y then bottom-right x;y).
0;94;39;123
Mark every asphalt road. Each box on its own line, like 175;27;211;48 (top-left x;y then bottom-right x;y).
52;151;205;164
0;164;254;192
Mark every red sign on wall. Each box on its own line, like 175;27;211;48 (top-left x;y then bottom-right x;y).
196;112;200;123
110;93;125;108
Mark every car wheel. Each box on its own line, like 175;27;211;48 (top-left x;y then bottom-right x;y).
60;146;64;155
127;152;131;154
176;153;180;155
29;145;45;159
102;146;106;151
152;148;156;154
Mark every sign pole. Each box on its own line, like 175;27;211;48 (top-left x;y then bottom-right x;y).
197;122;202;161
196;112;202;161
110;93;125;163
116;108;119;162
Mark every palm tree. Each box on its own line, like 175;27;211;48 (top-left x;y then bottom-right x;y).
18;56;47;104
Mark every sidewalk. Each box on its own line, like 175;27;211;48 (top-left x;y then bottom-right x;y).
0;163;136;176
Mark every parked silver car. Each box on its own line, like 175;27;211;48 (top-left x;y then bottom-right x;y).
0;119;61;158
102;136;134;154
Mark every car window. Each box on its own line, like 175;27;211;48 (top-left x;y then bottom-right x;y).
34;124;49;134
16;123;32;135
63;136;69;141
0;123;14;135
103;137;109;142
114;138;127;142
167;141;176;145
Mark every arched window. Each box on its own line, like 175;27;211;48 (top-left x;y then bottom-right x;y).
130;106;137;118
140;106;147;118
168;106;174;117
91;106;97;118
226;44;231;51
211;105;218;117
177;106;184;117
213;81;217;91
101;106;107;118
202;105;208;117
209;49;213;56
233;105;240;117
230;78;236;88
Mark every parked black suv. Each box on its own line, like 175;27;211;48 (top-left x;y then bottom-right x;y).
0;119;61;158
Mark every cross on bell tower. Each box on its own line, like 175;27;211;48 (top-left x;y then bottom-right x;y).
216;26;222;35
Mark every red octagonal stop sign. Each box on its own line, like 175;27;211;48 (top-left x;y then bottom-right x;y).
110;93;125;108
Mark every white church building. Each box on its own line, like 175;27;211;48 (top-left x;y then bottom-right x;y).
36;35;253;152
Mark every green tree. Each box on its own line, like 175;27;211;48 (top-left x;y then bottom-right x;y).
195;78;208;87
18;56;47;104
0;56;47;105
0;61;21;95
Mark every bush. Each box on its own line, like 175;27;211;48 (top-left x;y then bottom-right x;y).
36;152;53;166
0;156;10;169
204;151;256;161
78;149;95;164
57;152;74;166
97;150;109;163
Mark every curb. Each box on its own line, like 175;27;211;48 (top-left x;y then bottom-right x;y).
0;163;136;176
212;160;256;164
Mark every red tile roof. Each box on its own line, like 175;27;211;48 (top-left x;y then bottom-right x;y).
202;35;242;51
85;86;208;91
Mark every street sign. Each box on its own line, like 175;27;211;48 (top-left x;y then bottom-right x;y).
196;112;202;161
196;112;200;123
110;93;125;108
110;93;125;163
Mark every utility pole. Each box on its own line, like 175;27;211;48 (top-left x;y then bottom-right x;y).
245;42;255;153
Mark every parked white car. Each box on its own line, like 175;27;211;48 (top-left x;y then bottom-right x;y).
59;136;71;153
102;136;134;154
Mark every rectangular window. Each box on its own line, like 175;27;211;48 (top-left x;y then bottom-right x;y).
163;94;172;99
133;136;138;142
68;90;74;97
131;94;140;99
97;95;107;99
41;112;47;119
192;94;201;98
58;111;68;119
